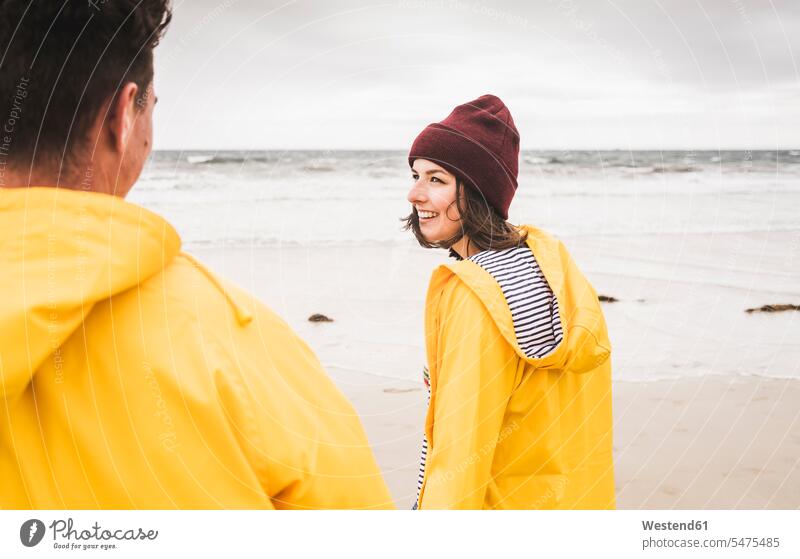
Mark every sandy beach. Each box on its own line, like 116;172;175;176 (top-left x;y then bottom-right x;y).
613;376;800;509
190;230;800;509
337;372;800;509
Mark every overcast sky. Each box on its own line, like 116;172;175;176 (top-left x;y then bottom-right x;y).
152;0;800;150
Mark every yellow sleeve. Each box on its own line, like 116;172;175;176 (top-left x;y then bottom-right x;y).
214;295;394;510
419;280;518;509
269;333;396;510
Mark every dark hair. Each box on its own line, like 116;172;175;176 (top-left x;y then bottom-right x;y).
402;179;528;253
0;0;172;171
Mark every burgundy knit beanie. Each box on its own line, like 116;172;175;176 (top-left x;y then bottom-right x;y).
408;94;520;220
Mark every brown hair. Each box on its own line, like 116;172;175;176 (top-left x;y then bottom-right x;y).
402;179;527;253
0;0;172;170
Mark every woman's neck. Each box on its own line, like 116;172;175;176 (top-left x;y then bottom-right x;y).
450;236;481;259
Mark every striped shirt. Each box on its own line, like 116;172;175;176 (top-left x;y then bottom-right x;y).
469;246;563;359
412;366;431;510
413;245;562;508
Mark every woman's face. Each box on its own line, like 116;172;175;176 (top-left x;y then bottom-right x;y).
407;158;462;243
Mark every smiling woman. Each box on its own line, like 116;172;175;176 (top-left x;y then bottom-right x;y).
403;94;615;510
403;158;527;254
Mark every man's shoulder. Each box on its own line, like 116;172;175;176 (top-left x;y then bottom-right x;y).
129;252;330;393
130;252;292;339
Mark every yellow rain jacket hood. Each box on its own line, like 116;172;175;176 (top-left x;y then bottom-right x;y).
0;187;392;509
417;225;615;509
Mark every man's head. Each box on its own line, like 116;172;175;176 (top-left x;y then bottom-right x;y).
0;0;172;196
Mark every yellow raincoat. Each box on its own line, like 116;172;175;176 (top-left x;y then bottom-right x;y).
0;187;393;509
417;225;615;509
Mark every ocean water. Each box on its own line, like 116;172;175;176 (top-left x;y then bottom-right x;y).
131;150;800;247
131;150;800;382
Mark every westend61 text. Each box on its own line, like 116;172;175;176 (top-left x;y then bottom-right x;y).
642;520;708;531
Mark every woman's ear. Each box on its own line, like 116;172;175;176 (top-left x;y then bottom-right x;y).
108;82;140;153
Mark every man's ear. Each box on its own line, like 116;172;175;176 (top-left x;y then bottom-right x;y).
108;82;140;153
